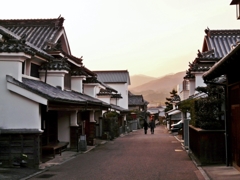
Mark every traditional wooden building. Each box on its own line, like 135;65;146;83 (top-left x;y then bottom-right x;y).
128;91;148;111
0;17;123;168
203;42;240;170
178;28;240;156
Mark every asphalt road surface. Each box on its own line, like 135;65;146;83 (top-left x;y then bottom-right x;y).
29;125;203;180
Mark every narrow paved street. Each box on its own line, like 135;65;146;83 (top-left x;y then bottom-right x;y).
29;125;203;180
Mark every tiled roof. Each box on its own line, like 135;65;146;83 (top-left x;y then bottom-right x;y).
0;18;85;66
110;104;129;112
111;94;122;99
184;28;240;80
40;58;70;71
93;70;131;84
61;51;83;65
97;89;112;96
71;67;89;76
83;77;118;93
0;17;65;51
82;66;97;76
203;43;240;81
230;0;239;5
97;89;122;98
128;91;148;106
83;77;100;84
128;95;145;106
0;26;53;60
6;75;110;107
203;28;240;58
170;94;181;102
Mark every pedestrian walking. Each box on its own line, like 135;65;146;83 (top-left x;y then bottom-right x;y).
143;120;148;134
149;120;155;134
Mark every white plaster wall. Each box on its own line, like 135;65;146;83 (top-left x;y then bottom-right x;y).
183;90;189;100
84;85;96;97
0;89;41;129
46;74;64;89
97;96;111;104
0;60;41;129
106;83;128;109
39;70;67;90
71;76;85;93
58;111;70;143
195;73;206;88
0;60;22;81
189;80;195;97
110;98;118;105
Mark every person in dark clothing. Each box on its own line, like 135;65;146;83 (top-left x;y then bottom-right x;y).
149;120;155;134
143;120;148;134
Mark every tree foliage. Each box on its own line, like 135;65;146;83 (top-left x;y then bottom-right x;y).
194;85;225;130
164;89;178;112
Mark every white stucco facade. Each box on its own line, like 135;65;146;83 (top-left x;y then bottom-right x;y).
0;54;42;130
84;84;98;97
39;70;68;90
189;79;196;97
71;76;86;93
58;111;71;143
98;95;111;104
106;83;128;109
195;73;206;89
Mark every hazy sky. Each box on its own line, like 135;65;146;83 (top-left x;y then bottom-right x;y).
1;0;240;77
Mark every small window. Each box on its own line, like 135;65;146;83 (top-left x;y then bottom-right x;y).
30;63;40;78
64;73;71;90
22;61;25;74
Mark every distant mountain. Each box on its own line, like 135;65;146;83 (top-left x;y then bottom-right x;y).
129;71;186;105
129;74;157;89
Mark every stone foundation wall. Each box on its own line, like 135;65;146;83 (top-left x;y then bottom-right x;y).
0;129;42;168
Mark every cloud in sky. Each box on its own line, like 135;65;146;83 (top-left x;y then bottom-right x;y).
1;0;239;77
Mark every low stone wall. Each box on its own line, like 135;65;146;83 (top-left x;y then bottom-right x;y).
189;125;226;165
0;129;42;168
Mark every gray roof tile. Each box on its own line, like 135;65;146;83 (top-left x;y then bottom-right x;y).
93;70;130;84
110;104;129;112
0;26;53;60
203;28;240;58
184;28;240;80
0;18;64;50
6;75;110;107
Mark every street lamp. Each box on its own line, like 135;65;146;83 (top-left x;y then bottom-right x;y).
230;0;240;19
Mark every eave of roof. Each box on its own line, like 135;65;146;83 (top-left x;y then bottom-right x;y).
6;75;110;108
203;28;240;58
203;43;240;81
230;0;240;5
110;104;129;113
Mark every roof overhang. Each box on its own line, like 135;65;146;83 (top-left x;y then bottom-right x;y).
47;101;109;111
7;79;48;105
230;0;240;5
110;104;129;113
203;44;240;81
6;75;111;110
